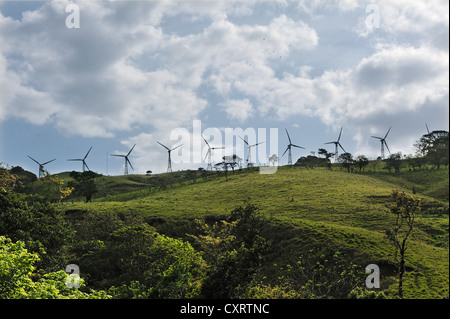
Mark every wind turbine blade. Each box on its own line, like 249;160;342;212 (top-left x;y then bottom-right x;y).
384;127;391;139
111;154;125;157
338;143;346;153
384;141;391;154
285;128;292;144
42;159;56;166
371;136;382;140
127;144;136;156
171;144;183;151
201;135;210;148
425;123;430;134
337;127;343;142
27;155;40;165
239;136;249;145
67;159;82;161
324;142;335;145
157;142;170;151
292;144;305;149
84;146;93;160
84;161;91;171
212;147;225;150
203;149;211;163
282;146;289;156
127;158;134;171
254;141;265;146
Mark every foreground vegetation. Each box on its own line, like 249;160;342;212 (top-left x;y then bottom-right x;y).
1;157;448;299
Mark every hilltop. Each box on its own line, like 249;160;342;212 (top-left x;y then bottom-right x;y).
62;166;449;298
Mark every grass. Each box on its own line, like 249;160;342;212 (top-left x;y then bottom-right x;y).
62;166;449;298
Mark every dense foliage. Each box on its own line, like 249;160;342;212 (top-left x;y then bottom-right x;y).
0;236;108;299
1;153;448;299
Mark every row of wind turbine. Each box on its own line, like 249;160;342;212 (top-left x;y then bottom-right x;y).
26;125;401;177
28;145;136;177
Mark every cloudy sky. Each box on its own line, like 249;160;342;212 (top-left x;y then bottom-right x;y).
0;0;448;175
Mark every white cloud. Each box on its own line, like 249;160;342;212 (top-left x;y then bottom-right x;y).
379;0;448;35
0;0;448;170
220;98;254;122
356;0;449;41
350;44;448;117
0;0;209;139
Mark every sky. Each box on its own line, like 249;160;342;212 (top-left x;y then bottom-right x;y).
0;0;448;176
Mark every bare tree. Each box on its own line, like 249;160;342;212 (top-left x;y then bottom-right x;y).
268;154;278;166
385;190;420;298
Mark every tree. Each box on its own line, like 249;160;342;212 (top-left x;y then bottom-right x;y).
1;164;69;201
415;130;449;169
214;155;239;180
38;172;74;203
338;152;353;172
0;190;74;272
385;190;420;298
0;236;109;299
276;247;364;299
189;203;270;298
318;148;333;160
0;163;19;192
9;166;37;191
68;171;101;202
384;152;402;173
295;155;329;168
355;155;369;172
268;154;278;166
80;224;206;298
318;148;334;170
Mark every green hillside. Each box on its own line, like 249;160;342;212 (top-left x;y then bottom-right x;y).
64;166;449;299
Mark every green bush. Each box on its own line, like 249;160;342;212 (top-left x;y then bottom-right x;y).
348;287;387;299
0;236;109;299
80;224;206;298
0;190;73;271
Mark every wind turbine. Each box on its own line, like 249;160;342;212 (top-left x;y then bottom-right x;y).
157;142;182;173
202;135;225;171
239;136;264;167
282;129;305;166
67;146;92;172
371;127;391;159
111;144;135;175
325;127;346;162
27;155;56;178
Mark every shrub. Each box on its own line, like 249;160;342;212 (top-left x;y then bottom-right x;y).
0;236;109;299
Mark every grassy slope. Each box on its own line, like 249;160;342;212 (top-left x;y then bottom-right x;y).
64;167;449;298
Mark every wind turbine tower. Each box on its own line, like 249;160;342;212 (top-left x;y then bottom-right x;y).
282;129;305;165
325;127;346;162
202;135;225;171
239;136;264;167
111;144;136;175
371;127;391;159
27;155;56;178
67;146;92;172
158;142;182;173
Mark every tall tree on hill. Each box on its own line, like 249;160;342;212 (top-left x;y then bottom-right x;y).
68;171;101;202
268;154;278;166
355;155;369;172
318;148;334;170
318;148;333;160
384;152;402;173
414;130;449;169
385;190;420;299
338;152;353;172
